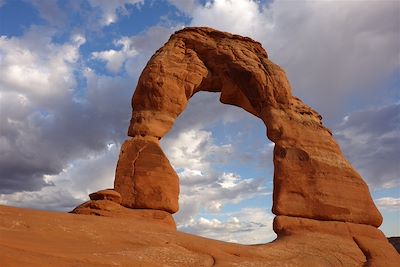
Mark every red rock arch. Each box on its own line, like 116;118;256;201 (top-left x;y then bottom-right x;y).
115;27;381;227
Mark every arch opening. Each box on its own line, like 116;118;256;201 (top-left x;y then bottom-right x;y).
159;91;275;244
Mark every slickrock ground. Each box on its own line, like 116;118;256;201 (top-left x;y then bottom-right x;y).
2;27;399;266
1;205;398;267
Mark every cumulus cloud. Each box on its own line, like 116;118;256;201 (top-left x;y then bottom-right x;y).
335;103;400;189
161;127;271;237
91;26;175;75
179;208;276;244
0;27;82;103
87;0;144;26
375;197;400;210
162;129;233;176
265;0;400;122
0;22;173;204
190;0;268;39
0;22;178;208
92;37;138;73
0;144;119;211
0;27;83;192
0;26;133;195
0;187;82;211
161;91;274;178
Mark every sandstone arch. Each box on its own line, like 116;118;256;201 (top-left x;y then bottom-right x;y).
114;27;381;226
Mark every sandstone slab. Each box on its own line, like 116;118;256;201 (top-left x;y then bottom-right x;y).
2;205;399;267
71;200;176;229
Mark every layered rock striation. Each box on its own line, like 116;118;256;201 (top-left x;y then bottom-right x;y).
72;27;399;266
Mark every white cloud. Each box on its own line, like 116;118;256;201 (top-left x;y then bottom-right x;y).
91;26;176;75
92;37;138;73
71;34;86;46
162;127;271;239
335;104;400;189
191;0;268;39
0;26;83;103
179;208;276;244
0;25;132;195
162;129;232;173
0;187;81;211
206;201;223;213
87;0;144;26
375;197;400;210
264;0;400;122
0;142;119;211
218;172;241;189
0;27;86;192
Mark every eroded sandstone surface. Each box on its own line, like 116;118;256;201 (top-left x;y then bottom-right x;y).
1;205;398;267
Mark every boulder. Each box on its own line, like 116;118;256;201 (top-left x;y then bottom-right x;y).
114;137;179;213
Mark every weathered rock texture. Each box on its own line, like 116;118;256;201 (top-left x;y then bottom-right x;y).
114;137;179;213
71;189;176;228
109;27;399;265
89;189;122;203
71;200;176;229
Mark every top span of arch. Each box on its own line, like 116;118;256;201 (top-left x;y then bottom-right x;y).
128;27;293;140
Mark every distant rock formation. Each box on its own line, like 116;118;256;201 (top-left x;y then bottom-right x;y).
389;237;400;253
73;27;399;266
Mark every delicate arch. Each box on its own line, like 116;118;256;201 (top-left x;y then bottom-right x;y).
114;27;381;228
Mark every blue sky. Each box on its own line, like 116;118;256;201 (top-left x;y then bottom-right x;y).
0;0;399;244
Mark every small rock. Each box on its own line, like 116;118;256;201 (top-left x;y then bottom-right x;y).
89;189;122;204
